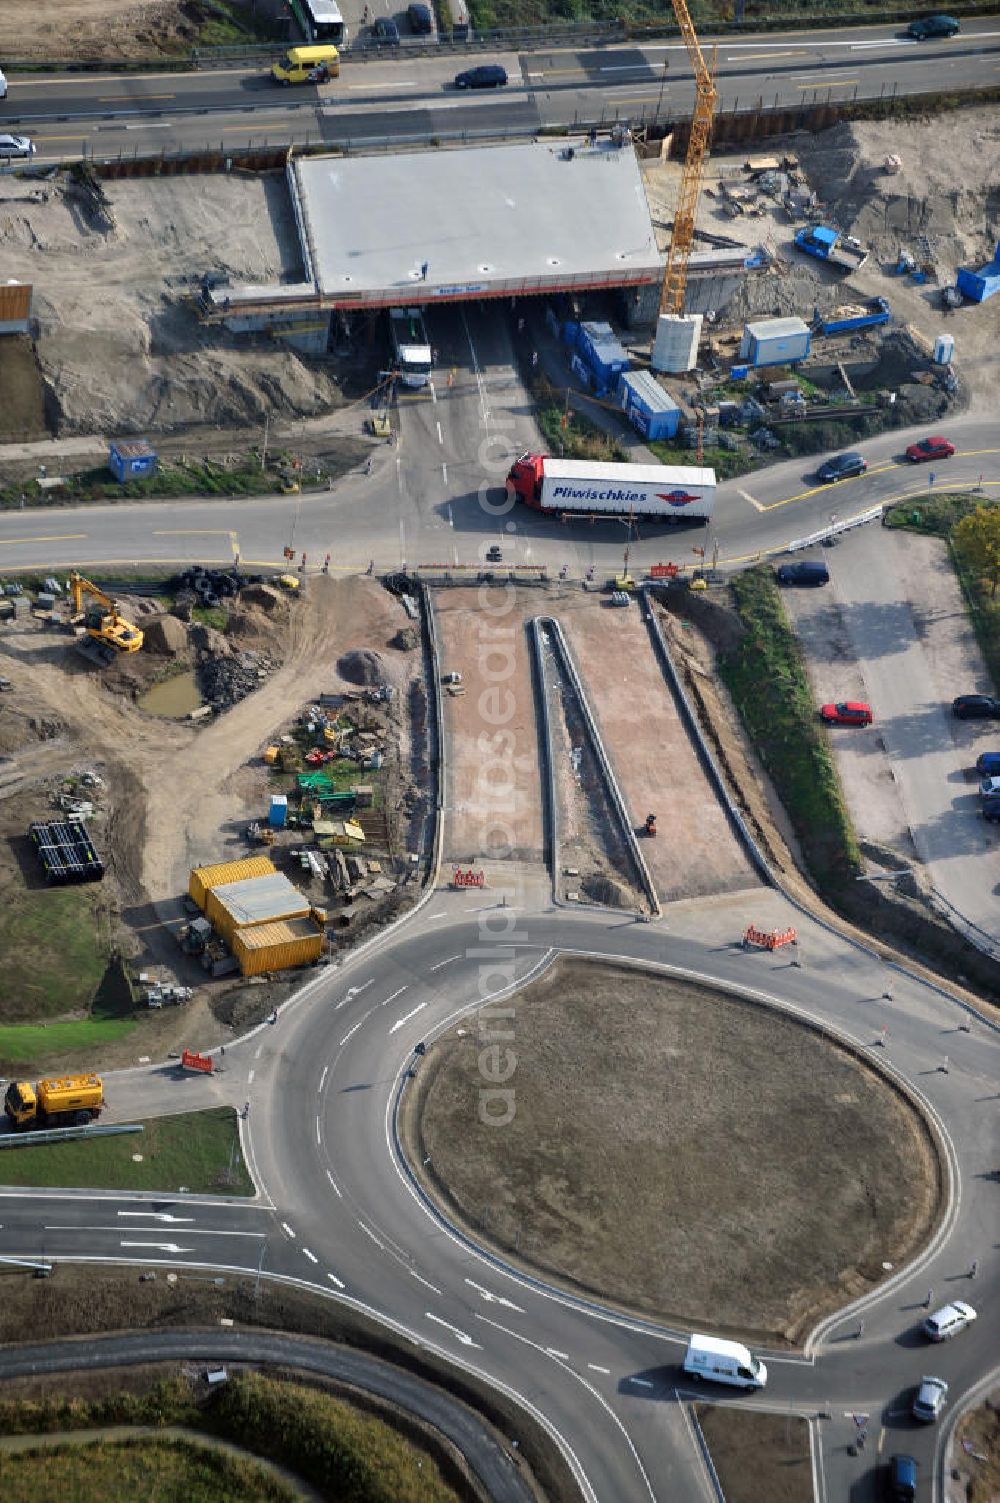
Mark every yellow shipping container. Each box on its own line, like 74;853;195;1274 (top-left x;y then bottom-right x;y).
189;856;276;911
232;916;325;977
205;872;309;947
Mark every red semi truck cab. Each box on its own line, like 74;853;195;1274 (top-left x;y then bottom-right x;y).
506;452;545;508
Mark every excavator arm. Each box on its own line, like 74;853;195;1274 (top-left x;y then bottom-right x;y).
658;0;718;318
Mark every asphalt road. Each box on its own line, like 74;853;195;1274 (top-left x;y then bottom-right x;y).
1;892;997;1500
4;22;1000;160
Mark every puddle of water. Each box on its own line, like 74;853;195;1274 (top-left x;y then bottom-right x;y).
138;668;203;719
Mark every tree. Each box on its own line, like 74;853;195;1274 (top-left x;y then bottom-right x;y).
953;505;1000;597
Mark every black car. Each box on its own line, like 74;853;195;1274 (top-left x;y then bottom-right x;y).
776;560;829;587
816;451;868;483
454;63;508;88
370;16;400;40
907;13;959;37
407;2;433;31
953;694;1000;720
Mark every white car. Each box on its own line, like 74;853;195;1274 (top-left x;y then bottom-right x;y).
922;1300;976;1341
912;1375;948;1423
0;133;33;158
0;69;8;100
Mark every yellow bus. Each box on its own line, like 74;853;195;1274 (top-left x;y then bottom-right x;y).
271;44;340;85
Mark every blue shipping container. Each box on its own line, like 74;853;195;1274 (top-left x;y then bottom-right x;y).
109;439;158;483
618;370;680;441
576;321;630;395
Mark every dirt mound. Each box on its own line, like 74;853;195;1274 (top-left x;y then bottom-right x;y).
190;623;230;659
582;872;633;908
238;584;285;614
142;615;188;656
391;627;420;652
338;649;387;687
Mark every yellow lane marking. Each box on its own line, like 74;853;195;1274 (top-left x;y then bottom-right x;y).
758;462;896;512
728;49;809;60
98;94;176;101
153;529;239;536
0;533;87;545
795;77;859;88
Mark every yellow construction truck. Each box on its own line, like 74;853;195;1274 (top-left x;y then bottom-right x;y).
69;573;144;665
4;1074;104;1130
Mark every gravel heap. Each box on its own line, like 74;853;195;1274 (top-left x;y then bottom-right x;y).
338;648;386;687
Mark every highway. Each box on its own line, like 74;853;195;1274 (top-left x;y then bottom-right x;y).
3;21;1000;160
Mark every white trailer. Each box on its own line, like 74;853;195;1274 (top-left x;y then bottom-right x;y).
682;1334;767;1390
506;452;715;522
389;308;433;388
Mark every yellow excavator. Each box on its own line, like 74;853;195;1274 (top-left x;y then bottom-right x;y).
69;573;144;664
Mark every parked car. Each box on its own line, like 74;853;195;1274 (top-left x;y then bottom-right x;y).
0;133;34;158
975;751;1000;775
454;63;508;88
821;701;873;726
816;451;867;483
0;69;8;100
370;16;400;39
407;2;433;31
886;1454;918;1503
912;1375;948;1423
905;435;955;462
907;13;960;37
923;1300;976;1340
980;775;1000;798
776;560;829;587
953;694;1000;720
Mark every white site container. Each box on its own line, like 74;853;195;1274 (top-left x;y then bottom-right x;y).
933;333;955;365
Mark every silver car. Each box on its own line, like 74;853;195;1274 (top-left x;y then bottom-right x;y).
0;133;34;158
912;1375;948;1423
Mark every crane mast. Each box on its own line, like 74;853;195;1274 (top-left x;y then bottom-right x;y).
658;0;718;318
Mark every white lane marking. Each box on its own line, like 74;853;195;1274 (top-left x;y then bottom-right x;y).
465;1278;526;1312
424;910;447;920
425;1312;482;1348
302;1247;318;1264
247;1069;255;1084
347;78;418;88
335;979;373;1010
442;462;448;485
52;1224;263;1241
546;1347;570;1360
119;1240;192;1253
318;1066;328;1091
327;1271;346;1289
326;1170;342;1198
380;985;407;1008
738;487;764;512
315;1116;321;1145
588;1364;611;1375
281;1222;296;1239
436;420;443;443
358;1221;386;1251
389;1000;427;1034
339;1019;364;1047
430;953;461;971
410;1269;443;1294
117;1211;194;1223
430;381;437;405
254;1044;263;1058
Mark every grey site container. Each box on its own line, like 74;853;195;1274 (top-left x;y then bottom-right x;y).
740;316;811;368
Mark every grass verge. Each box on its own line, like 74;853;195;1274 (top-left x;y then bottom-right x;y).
649;437;753;481
0;884;107;1026
0;1107;253;1196
718;566;860;883
0;453;326;511
694;1406;813;1503
1;1437;297;1503
0;1371;462;1503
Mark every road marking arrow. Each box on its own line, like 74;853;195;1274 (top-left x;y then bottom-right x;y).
119;1240;192;1254
464;1278;526;1312
425;1313;482;1348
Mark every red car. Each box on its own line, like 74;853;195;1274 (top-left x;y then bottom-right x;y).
821;701;873;726
905;436;955;463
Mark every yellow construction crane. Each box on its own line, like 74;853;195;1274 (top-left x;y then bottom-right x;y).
658;0;718;319
69;573;144;658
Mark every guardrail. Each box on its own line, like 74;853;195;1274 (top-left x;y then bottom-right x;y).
785;503;884;553
0;1122;143;1149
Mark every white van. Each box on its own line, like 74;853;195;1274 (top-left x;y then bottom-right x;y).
683;1334;767;1390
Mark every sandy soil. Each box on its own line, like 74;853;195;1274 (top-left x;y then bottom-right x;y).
0;1;209;61
642;106;1000;408
0;173;344;437
695;1408;813;1503
561;591;759;901
0;575;421;1059
433;586;546;867
405;958;942;1344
